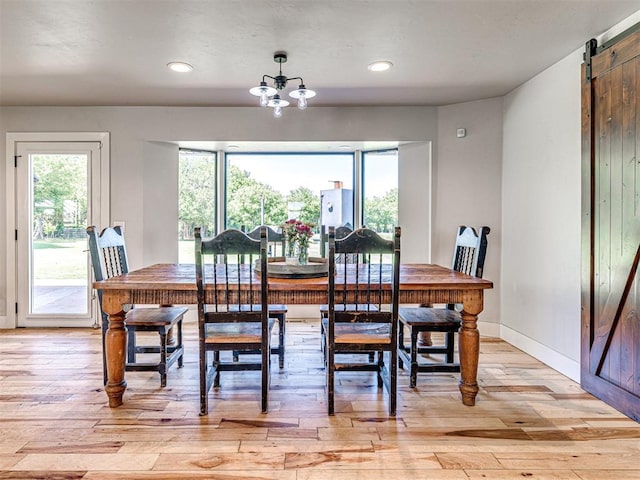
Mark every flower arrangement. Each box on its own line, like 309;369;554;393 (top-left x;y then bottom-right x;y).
281;219;314;262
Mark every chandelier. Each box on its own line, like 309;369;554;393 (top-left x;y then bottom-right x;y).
249;52;316;118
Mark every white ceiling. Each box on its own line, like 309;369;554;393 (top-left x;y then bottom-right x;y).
1;0;639;108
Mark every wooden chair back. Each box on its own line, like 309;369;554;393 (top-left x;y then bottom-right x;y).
195;227;268;315
329;227;400;319
320;224;354;259
451;225;490;278
194;226;270;414
444;225;490;310
87;225;129;281
245;225;285;257
87;225;131;331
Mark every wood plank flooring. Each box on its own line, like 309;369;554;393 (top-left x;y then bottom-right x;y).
1;317;639;479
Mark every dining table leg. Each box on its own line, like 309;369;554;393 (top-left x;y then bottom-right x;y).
459;290;483;406
102;292;128;407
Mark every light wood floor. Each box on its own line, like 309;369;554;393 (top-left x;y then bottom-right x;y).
1;318;639;479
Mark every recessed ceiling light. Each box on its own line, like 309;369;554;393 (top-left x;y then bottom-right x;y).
227;144;240;150
338;145;351;150
367;60;393;72
167;62;193;73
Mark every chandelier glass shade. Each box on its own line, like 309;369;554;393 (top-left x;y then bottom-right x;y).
249;52;316;117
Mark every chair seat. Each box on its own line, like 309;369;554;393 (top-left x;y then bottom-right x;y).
322;318;390;344
228;304;287;369
204;319;275;344
398;307;461;329
125;306;188;327
398;306;462;387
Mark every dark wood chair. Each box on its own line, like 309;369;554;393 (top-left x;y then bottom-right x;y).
195;227;273;415
319;225;356;324
323;226;401;415
245;225;285;257
320;225;376;362
240;225;287;369
398;225;490;387
87;226;186;387
319;224;354;259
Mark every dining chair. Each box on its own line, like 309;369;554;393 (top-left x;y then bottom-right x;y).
195;226;273;415
398;225;490;387
245;225;285;257
319;225;356;325
240;225;287;369
87;226;186;387
323;226;401;416
319;224;354;259
319;225;376;362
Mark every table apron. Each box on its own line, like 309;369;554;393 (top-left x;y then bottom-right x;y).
115;289;470;306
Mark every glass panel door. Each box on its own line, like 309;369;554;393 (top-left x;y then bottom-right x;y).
362;149;398;263
16;142;101;327
362;149;398;236
178;149;217;264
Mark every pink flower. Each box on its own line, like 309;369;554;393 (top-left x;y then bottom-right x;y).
281;218;314;252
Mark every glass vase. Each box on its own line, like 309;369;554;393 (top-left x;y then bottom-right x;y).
298;245;309;265
285;240;299;265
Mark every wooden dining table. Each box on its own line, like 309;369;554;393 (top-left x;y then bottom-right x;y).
95;263;493;409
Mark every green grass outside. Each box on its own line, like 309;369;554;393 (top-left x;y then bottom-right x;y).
33;239;87;280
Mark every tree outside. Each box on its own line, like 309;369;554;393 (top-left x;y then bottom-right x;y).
32;154;87;239
364;187;398;234
287;186;321;226
178;151;398;261
178;153;216;239
226;164;287;229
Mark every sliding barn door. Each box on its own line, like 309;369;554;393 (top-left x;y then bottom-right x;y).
582;27;640;422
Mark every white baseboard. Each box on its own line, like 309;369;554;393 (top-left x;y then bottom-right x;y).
478;320;500;337
500;324;580;382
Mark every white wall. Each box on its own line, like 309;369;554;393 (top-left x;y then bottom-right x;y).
398;142;432;264
435;98;503;328
0;106;439;324
502;51;582;381
142;141;181;266
501;10;640;382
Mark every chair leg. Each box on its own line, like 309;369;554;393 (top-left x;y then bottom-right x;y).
177;319;184;368
213;351;221;387
127;328;136;364
377;352;384;388
101;314;109;385
159;331;167;388
327;345;335;415
398;325;405;370
261;335;270;413
410;328;419;388
445;331;455;363
389;348;397;417
320;312;326;356
199;346;208;416
278;313;285;369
